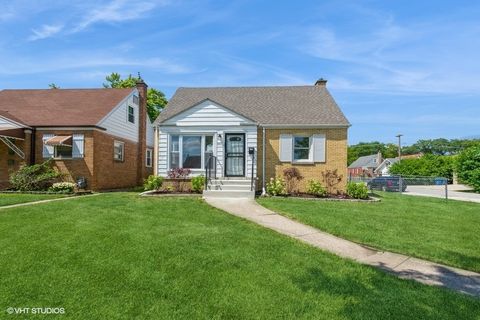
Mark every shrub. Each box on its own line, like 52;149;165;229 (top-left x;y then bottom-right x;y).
389;154;455;181
306;180;327;197
321;169;343;194
347;182;369;199
266;177;286;196
191;175;206;193
144;175;164;191
283;167;303;194
456;146;480;192
9;160;62;191
49;182;75;193
167;168;191;192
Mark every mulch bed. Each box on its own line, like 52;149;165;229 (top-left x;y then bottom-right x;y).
140;190;201;197
265;193;380;202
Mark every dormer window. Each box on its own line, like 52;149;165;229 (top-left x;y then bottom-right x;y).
128;106;135;123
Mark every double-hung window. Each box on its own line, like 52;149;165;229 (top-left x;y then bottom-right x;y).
293;136;311;161
114;141;125;161
127;106;135;123
169;135;214;170
146;149;153;167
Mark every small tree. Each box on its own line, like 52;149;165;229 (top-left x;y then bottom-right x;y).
282;167;303;194
456;146;480;192
321;169;343;194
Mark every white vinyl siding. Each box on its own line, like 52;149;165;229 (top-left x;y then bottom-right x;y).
163;100;253;127
146;118;154;147
98;91;139;142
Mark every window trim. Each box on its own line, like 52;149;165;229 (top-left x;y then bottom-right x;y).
168;134;215;170
146;148;153;167
292;135;313;163
113;140;125;162
127;105;135;124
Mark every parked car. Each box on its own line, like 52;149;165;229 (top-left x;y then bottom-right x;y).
367;176;407;192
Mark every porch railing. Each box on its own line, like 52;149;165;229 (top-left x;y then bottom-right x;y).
205;155;217;190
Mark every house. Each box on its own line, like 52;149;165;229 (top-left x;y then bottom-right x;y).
0;80;154;190
374;158;400;176
348;151;382;177
153;79;350;197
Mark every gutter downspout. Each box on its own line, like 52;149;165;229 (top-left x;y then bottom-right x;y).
261;126;266;196
153;126;159;176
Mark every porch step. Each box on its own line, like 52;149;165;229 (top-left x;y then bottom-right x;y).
208;179;252;186
203;190;255;199
207;184;252;191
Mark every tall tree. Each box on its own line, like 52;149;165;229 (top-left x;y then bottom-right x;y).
103;72;167;121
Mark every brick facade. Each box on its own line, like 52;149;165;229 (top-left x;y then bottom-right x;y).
256;128;348;193
0;139;25;189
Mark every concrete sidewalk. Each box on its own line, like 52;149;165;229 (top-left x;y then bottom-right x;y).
404;184;480;203
0;193;100;211
205;197;480;297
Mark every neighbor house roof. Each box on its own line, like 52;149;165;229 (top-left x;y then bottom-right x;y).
348;154;381;169
0;88;135;127
156;86;350;126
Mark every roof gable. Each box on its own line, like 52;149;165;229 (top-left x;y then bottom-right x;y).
157;86;350;126
0;88;135;127
348;154;379;168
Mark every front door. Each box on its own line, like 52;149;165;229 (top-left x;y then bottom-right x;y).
225;133;245;177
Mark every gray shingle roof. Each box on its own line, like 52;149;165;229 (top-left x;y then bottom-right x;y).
348;154;380;169
156;86;350;126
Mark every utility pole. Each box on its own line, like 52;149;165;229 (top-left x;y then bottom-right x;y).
396;134;403;161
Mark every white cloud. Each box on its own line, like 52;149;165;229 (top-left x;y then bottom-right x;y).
72;0;163;32
28;24;64;41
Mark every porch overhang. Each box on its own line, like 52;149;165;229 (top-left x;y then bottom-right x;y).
0;128;25;139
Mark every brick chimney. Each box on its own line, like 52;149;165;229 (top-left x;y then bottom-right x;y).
376;151;383;165
136;74;148;185
315;78;327;86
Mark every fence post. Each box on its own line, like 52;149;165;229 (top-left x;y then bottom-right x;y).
445;178;448;201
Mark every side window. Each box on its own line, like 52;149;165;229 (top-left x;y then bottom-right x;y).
146;149;153;167
127;106;135;124
114;141;125;161
293;136;311;161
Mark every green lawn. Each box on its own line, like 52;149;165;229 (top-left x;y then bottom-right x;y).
0;193;69;207
258;193;480;272
0;193;478;319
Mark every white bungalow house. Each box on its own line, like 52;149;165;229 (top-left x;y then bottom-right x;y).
153;80;350;198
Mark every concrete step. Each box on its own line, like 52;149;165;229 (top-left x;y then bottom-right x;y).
208;179;252;186
207;184;252;191
203;190;255;199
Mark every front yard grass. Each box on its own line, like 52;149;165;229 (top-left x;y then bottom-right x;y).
257;192;480;272
0;193;478;319
0;193;69;207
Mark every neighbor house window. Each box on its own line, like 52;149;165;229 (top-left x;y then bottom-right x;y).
293;136;311;161
146;149;153;167
127;106;135;123
133;95;139;105
182;136;202;169
55;145;73;158
114;141;125;161
168;135;214;170
169;135;180;169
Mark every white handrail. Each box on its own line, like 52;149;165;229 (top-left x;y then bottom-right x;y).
0;136;25;159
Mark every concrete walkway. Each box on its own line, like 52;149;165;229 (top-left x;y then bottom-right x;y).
404;184;480;203
0;193;100;210
205;197;480;297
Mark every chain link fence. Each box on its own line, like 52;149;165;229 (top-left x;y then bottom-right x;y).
349;175;449;200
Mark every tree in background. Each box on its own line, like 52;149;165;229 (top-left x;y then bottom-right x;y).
103;73;167;121
389;154;456;181
347;142;397;165
456;145;480;192
48;83;59;89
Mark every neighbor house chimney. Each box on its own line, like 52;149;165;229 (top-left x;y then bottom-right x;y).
377;151;382;165
315;78;327;86
136;74;148;185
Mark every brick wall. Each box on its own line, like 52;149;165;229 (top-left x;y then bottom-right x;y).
256;128;348;193
0;139;25;189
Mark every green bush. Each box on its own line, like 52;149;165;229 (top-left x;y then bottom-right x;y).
389;154;455;181
456;146;480;192
191;175;206;193
9;160;62;191
144;175;164;191
266;177;286;196
49;182;75;193
306;180;327;197
347;182;369;199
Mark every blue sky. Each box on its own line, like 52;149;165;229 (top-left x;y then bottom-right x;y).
1;0;479;145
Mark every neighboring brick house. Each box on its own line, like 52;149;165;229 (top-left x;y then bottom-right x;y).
153;79;350;197
347;152;383;177
0;80;154;190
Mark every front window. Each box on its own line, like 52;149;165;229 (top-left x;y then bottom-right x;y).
146;149;153;167
182;136;202;169
127;106;135;123
114;141;125;161
55;145;72;158
293;136;311;161
205;135;214;168
169;135;180;169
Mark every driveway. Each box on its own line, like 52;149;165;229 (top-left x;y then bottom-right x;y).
404;184;480;203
